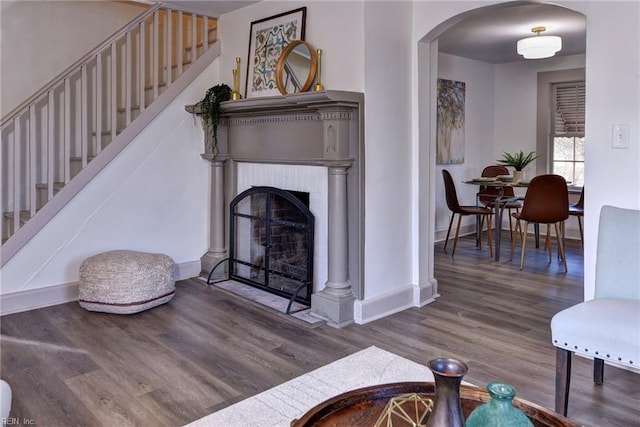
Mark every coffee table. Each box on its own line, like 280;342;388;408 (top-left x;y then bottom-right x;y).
292;382;578;427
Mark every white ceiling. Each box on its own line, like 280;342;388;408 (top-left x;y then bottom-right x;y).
435;3;586;64
160;0;258;17
159;1;586;64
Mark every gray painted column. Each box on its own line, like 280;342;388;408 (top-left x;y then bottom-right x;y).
200;155;227;279
312;162;355;327
325;162;352;294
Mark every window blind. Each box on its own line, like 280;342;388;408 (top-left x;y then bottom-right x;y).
553;82;585;134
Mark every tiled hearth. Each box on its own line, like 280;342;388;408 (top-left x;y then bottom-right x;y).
212;280;326;327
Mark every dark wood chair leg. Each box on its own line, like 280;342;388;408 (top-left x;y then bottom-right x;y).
444;214;455;253
594;358;604;385
555;347;572;416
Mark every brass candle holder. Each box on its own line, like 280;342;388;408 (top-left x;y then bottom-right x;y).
231;57;242;100
314;49;325;91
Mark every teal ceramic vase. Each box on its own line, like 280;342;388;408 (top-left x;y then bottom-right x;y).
466;383;534;427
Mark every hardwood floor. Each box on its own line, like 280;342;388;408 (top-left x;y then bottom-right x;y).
1;235;638;426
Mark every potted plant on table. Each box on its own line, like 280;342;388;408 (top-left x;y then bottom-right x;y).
496;150;539;182
198;83;232;156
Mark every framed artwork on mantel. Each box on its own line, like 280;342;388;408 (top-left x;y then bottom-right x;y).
436;78;466;164
245;7;306;99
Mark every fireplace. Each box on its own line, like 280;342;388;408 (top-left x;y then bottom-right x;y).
229;186;314;308
190;90;365;327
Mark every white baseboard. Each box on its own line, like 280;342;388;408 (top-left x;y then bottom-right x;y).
0;260;201;316
174;260;202;281
435;223;583;243
414;278;438;307
0;282;80;316
354;282;438;325
435;223;476;243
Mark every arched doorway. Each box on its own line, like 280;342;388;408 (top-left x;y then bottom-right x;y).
416;1;586;290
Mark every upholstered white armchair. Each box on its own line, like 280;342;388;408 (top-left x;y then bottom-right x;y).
550;205;640;416
0;379;11;419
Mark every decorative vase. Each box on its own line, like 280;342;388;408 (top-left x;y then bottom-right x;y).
513;170;526;182
425;358;468;427
466;383;534;427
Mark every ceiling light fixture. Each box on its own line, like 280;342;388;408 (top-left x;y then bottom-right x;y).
517;26;562;59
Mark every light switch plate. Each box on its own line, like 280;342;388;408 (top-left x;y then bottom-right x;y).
612;124;630;149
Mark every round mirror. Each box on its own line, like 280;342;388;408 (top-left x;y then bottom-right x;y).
275;40;317;95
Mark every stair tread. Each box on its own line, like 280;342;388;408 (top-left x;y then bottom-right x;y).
117;105;141;113
70;155;97;161
184;33;217;52
35;182;65;190
144;82;168;91
93;129;124;136
171;61;195;70
4;210;33;223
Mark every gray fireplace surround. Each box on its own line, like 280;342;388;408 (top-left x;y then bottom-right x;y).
186;90;364;328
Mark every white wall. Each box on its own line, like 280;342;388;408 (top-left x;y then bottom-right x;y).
583;1;640;298
493;54;585;166
0;0;148;115
361;1;413;301
435;53;496;239
218;1;365;94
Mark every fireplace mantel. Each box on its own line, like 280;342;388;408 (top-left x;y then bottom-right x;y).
186;90;364;328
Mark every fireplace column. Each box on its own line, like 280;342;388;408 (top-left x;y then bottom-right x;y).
311;107;356;327
200;155;227;279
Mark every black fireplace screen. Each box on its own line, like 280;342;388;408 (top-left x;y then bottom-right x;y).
229;186;315;307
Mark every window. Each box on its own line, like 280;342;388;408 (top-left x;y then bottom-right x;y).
551;82;585;186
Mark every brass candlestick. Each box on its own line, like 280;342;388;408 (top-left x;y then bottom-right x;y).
314;49;325;91
231;57;242;100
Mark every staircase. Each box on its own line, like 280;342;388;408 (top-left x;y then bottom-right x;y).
1;4;219;266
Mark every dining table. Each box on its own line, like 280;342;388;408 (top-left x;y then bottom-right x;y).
463;177;530;261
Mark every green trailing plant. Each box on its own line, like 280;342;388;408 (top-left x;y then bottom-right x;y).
199;83;232;155
496;150;539;171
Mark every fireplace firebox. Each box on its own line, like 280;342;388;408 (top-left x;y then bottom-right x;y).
229;186;315;309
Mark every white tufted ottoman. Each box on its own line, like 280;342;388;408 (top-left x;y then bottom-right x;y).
79;250;175;314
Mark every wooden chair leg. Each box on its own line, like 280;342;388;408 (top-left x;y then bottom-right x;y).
520;221;529;270
452;215;462;257
594;358;604;385
510;218;521;260
555;347;572;416
507;208;514;241
485;214;493;258
546;224;552;262
578;216;584;247
555;222;568;272
444;213;455;253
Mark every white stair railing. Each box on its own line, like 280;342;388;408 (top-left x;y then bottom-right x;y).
1;4;217;249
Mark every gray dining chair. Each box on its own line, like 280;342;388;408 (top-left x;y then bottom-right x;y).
442;169;493;257
568;187;584;246
510;174;569;271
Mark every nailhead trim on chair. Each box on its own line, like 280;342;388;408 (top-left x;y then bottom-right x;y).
553;340;634;365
